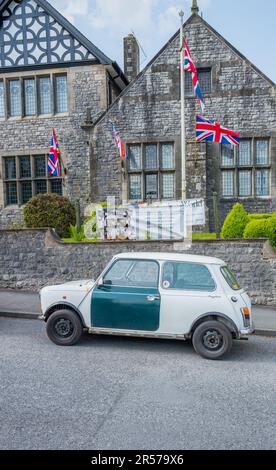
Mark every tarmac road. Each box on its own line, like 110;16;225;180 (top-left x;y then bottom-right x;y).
0;317;275;450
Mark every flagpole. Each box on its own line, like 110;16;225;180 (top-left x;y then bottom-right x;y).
179;10;186;200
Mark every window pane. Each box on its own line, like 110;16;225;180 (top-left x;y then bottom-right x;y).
161;143;174;169
35;180;47;195
198;69;211;94
129;174;141;200
162;262;216;291
104;260;159;288
221;266;240;290
256;140;269;165
9;80;21;116
238;140;251;166
129;145;142;170
239;170;252;197
104;260;133;285
0;81;5;117
55;75;68;113
162;174;175;199
39;77;51;114
20;156;31;178
6;182;18;205
51;180;62;195
221;145;235;167
256;170;270;196
127;261;159;288
5;157;16;180
145;174;158;199
24;79;36;116
185;72;193;94
222;171;234;197
21;181;33;204
144;144;157;169
35;155;46;177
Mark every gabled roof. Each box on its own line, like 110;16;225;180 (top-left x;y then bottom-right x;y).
0;0;128;87
93;13;275;126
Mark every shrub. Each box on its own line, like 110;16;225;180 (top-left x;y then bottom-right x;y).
221;203;249;239
69;224;85;242
267;214;276;247
24;194;76;237
248;214;272;221
243;220;269;239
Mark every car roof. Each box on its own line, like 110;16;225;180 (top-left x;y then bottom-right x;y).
113;252;225;266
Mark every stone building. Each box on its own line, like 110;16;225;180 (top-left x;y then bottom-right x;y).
87;1;276;230
0;0;276;231
0;0;128;227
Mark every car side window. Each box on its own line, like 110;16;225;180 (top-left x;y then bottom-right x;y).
104;260;159;288
103;260;133;285
162;262;216;291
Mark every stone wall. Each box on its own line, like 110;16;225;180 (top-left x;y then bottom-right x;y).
1;228;276;306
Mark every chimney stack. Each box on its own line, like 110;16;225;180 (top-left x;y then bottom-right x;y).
124;33;140;83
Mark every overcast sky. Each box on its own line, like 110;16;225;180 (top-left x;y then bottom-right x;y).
49;0;276;83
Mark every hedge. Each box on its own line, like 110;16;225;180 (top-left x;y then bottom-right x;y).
221;203;249;239
243;219;269;239
248;214;272;221
24;194;76;238
266;215;276;247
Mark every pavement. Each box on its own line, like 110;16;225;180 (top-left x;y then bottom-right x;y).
0;290;276;336
0;317;275;450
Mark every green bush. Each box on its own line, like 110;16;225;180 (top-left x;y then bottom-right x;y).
243;219;269;239
69;224;85;242
266;214;276;247
24;194;76;237
248;213;272;221
221;203;249;239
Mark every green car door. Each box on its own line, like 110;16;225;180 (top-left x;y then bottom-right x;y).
91;259;161;331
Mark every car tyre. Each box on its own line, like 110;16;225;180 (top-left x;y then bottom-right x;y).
192;320;233;360
46;309;83;346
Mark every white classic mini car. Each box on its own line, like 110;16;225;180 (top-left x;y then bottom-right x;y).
40;252;254;360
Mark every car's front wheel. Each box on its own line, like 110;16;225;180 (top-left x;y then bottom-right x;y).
46;310;83;346
192;320;233;360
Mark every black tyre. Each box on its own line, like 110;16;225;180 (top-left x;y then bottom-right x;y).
46;309;83;346
192;320;233;360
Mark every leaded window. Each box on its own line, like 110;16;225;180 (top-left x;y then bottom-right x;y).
2;74;68;118
256;170;270;197
55;75;68;113
3;154;63;206
24;79;36;116
256;140;269;165
238;140;251;166
39;77;52;115
9;80;21;117
221;139;270;198
238;170;252;197
222;171;234;197
128;142;175;201
185;68;212;95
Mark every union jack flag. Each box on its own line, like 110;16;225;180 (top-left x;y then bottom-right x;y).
196;115;240;146
183;37;205;113
112;124;127;159
48;129;61;176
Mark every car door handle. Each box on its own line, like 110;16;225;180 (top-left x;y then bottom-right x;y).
208;295;221;299
147;295;160;302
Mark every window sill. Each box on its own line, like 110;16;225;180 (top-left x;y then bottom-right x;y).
4;113;70;122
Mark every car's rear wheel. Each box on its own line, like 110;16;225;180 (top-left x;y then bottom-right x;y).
46;310;83;346
192;320;233;360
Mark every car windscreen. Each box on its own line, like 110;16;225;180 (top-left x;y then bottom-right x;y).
221;266;240;291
